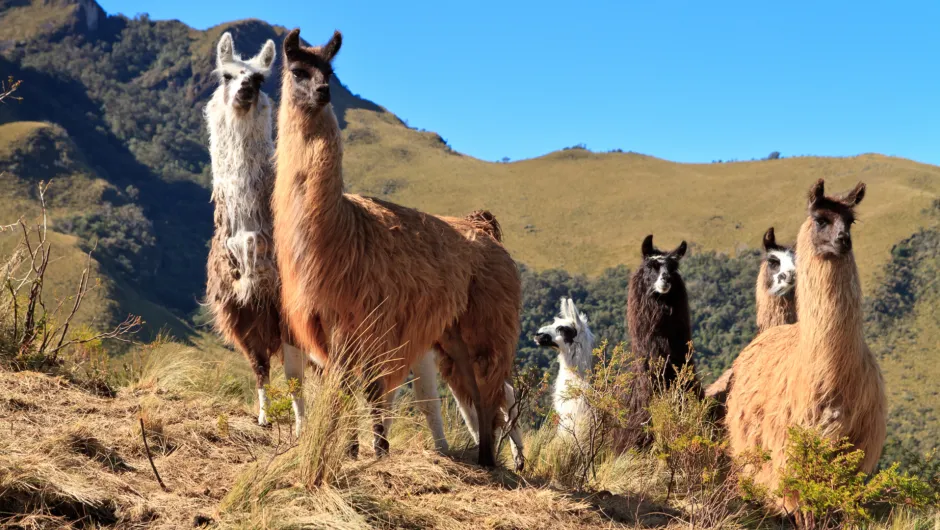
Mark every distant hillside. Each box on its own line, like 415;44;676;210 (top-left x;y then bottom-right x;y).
0;1;936;351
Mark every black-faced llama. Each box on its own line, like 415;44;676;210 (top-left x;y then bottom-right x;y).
726;180;886;514
705;226;797;404
204;33;304;433
535;297;595;438
272;29;520;467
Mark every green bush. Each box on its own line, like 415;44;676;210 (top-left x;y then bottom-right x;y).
779;426;939;529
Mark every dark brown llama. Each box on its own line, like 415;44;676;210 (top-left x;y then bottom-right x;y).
614;235;699;451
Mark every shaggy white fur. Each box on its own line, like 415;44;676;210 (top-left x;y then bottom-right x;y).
536;297;595;438
206;33;277;305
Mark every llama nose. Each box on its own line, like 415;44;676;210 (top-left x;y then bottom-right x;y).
836;231;852;250
315;84;331;102
535;333;554;347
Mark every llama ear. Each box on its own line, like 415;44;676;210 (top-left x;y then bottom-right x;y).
841;182;866;206
565;298;580;328
217;32;234;66
672;241;688;259
323;30;342;62
808;178;825;207
641;235;654;258
763;227;778;251
256;39;276;70
283;28;301;58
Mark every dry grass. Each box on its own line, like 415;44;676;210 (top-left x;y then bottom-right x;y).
1;340;937;529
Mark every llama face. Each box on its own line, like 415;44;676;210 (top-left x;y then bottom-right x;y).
214;33;276;113
762;227;796;296
639;235;687;295
282;29;342;114
806;180;865;258
534;297;593;364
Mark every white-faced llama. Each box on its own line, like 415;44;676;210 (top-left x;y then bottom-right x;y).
535;297;595;438
705;226;797;404
205;33;305;432
726;179;886;513
614;235;699;450
272;29;520;467
755;226;797;333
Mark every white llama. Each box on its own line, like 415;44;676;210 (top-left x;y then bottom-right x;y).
204;33;305;432
535;297;595;438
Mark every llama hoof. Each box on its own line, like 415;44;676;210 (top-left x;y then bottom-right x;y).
514;456;525;472
347;441;360;459
434;440;450;454
374;438;390;458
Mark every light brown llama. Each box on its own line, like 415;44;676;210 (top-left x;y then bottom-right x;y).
725;179;886;514
205;33;305;433
704;227;797;405
272;29;520;467
755;226;797;333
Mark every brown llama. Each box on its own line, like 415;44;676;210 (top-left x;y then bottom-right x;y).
705;226;797;406
204;33;305;432
755;226;797;333
725;179;886;514
614;235;700;451
272;29;520;467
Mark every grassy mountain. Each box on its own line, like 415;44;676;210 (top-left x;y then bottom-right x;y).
1;1;937;322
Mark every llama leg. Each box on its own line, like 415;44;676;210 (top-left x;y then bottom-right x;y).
412;350;449;452
282;343;305;436
252;352;272;427
451;386;480;444
502;381;525;472
439;328;495;467
367;379;391;457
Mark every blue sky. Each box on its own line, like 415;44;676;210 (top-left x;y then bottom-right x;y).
99;0;939;165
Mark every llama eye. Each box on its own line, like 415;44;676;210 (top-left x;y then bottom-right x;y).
768;257;780;266
815;218;828;228
223;73;234;81
291;68;309;80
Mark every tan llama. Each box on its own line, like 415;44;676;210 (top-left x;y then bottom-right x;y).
705;227;797;404
725;179;886;513
272;29;520;467
755;226;797;333
204;33;305;432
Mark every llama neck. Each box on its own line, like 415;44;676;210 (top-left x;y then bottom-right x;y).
795;219;865;372
558;335;594;377
276;97;345;211
206;93;275;236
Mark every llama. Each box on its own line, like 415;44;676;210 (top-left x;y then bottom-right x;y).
704;226;797;404
756;226;797;333
272;29;520;467
204;33;305;433
725;179;886;513
535;297;595;438
613;235;698;451
627;235;698;389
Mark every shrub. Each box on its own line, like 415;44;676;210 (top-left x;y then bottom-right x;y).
779;426;939;529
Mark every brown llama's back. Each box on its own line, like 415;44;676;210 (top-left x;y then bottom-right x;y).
278;191;520;413
464;210;503;243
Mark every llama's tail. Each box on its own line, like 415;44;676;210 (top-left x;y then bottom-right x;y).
464;210;503;242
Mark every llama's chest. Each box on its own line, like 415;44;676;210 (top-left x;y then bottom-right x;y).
554;366;588;411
